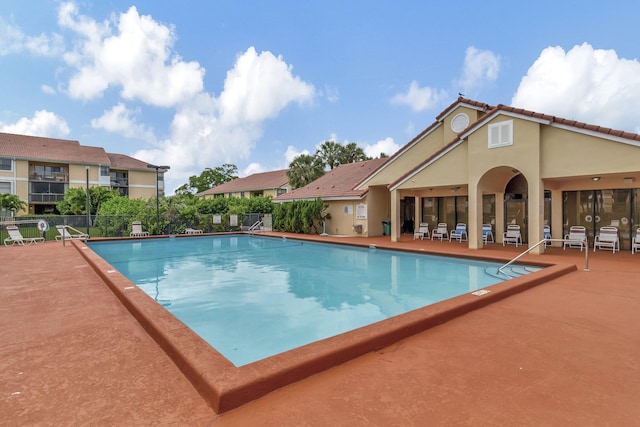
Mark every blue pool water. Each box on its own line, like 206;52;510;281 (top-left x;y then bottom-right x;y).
88;235;531;366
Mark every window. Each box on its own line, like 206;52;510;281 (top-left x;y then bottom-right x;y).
0;158;12;171
240;192;245;198
0;181;11;193
276;188;287;196
488;120;513;148
100;166;110;176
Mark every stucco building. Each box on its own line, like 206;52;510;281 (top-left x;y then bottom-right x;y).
0;132;163;215
277;97;640;252
198;169;290;199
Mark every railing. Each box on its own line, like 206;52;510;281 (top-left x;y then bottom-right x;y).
29;172;68;182
248;220;263;233
498;238;589;276
29;193;65;202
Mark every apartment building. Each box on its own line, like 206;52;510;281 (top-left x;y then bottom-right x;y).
0;132;164;215
198;169;290;199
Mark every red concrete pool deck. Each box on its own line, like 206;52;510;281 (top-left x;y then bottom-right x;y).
1;234;639;425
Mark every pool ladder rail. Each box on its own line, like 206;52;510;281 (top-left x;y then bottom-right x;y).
497;238;589;278
248;219;263;234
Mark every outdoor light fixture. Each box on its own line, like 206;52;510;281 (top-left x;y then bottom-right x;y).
592;176;601;181
147;164;170;235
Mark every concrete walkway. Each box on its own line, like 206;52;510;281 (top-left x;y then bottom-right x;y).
1;235;639;426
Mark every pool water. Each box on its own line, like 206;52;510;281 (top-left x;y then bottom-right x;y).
89;235;526;366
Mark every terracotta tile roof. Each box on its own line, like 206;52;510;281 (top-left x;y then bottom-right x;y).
274;158;388;202
389;100;640;190
107;152;153;170
199;169;290;195
358;97;492;188
0;132;110;165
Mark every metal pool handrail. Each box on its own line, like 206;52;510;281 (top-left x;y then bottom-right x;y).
498;238;589;275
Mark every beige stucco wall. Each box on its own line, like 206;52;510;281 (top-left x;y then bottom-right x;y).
0;159;29;213
324;199;369;236
127;169;157;200
541;126;640;178
364;125;445;187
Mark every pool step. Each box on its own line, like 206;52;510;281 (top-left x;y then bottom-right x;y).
484;265;543;280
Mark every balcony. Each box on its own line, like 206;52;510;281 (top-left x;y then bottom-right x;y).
30;172;68;182
29;193;65;203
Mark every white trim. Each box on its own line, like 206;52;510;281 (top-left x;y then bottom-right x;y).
550;122;640;147
389;139;465;191
488;120;513;148
357;122;443;189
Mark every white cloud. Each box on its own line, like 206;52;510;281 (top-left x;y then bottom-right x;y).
218;47;315;124
456;46;500;93
242;162;266;176
512;43;640;133
0;110;70;137
91;103;156;143
390;81;447;112
41;84;56;95
58;3;204;106
324;84;339;103
284;145;311;164
0;17;64;56
133;47;316;192
363;137;400;158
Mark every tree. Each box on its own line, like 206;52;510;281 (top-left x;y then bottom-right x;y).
338;142;370;164
57;187;118;215
175;164;239;195
287;154;325;189
316;140;343;170
0;194;26;217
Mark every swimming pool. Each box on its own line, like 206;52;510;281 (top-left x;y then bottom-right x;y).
88;234;540;366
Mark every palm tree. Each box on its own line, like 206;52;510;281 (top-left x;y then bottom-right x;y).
0;193;26;218
316;140;343;170
339;142;370;164
287;154;325;189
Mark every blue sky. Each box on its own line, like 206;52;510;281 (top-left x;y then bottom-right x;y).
2;1;640;193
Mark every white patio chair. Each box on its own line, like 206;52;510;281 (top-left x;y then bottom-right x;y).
431;223;448;241
413;223;430;240
55;225;89;242
130;221;149;237
593;226;620;253
502;224;521;247
482;224;494;244
632;228;640;254
449;223;467;242
563;225;587;251
4;225;45;246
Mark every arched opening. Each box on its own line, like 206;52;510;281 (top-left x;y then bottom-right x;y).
504;174;528;243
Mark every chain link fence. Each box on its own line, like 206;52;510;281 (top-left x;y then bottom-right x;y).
1;213;273;242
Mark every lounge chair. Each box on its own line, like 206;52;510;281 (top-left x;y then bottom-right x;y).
543;225;552;247
55;225;89;242
563;225;587;251
130;221;149;237
449;223;467;242
431;223;448;241
482;224;494;244
413;223;430;240
4;225;45;246
185;227;203;235
632;228;640;254
502;224;521;247
593;226;620;253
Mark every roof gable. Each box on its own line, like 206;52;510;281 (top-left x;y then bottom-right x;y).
274;158;388;202
200;169;289;195
389;100;640;190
